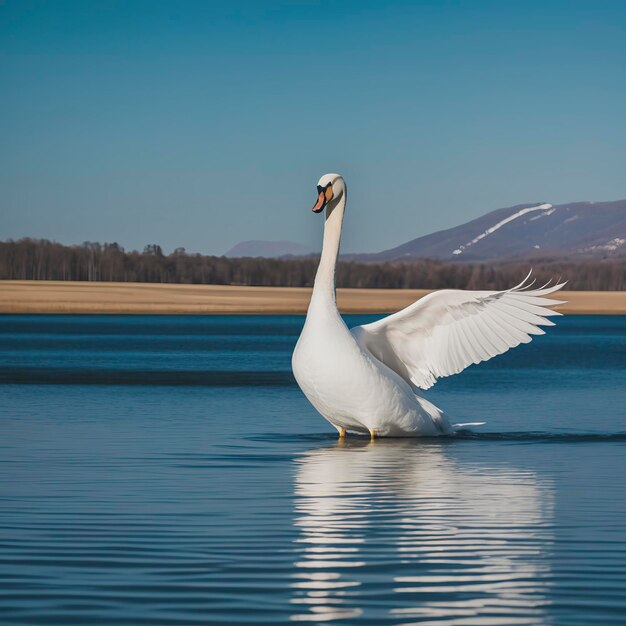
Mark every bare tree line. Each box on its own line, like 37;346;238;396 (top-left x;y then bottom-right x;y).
0;238;624;290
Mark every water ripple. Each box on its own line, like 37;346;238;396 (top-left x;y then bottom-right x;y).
1;315;626;625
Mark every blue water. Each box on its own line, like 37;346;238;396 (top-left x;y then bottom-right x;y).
1;314;625;625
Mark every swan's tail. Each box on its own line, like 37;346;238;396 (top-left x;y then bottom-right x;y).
414;395;484;435
415;396;452;434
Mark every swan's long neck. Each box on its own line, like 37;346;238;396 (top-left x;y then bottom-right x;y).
310;186;346;311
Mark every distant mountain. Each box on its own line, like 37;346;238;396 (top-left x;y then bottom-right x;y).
225;200;626;262
224;240;315;258
358;199;626;262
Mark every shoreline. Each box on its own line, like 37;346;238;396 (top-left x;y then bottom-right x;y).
1;280;625;315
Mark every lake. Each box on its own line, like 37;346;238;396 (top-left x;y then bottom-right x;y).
1;314;625;625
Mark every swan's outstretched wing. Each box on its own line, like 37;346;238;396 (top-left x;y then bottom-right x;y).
350;273;566;391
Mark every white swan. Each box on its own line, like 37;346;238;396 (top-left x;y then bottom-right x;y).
292;173;565;438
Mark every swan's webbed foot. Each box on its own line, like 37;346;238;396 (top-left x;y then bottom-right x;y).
369;428;376;441
338;427;346;439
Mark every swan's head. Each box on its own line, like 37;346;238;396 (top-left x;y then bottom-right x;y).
312;173;345;214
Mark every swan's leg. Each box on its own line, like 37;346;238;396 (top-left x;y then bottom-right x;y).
369;428;376;441
338;427;346;439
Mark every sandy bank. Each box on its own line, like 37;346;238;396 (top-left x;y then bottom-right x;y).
0;280;624;315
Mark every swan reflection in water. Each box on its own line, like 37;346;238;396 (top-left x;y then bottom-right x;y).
290;439;554;624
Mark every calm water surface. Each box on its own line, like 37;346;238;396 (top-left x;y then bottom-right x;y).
1;314;625;625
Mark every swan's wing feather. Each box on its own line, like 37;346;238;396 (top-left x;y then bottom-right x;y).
350;275;566;390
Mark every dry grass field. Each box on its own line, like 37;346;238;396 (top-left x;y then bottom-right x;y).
1;280;625;315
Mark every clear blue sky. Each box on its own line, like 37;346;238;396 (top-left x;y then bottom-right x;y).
1;0;625;255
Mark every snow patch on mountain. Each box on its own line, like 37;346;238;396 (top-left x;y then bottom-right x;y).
579;237;626;253
528;207;556;221
452;203;553;255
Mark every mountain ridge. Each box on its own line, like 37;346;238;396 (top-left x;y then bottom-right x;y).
224;240;315;258
225;199;626;262
362;199;626;262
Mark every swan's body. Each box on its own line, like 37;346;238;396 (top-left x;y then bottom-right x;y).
292;174;565;437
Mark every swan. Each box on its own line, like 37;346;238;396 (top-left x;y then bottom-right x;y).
291;173;565;438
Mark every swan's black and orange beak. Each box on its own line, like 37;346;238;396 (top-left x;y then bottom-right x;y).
312;183;333;213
